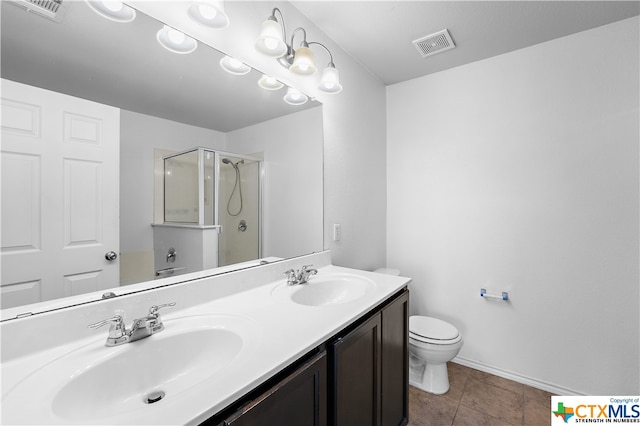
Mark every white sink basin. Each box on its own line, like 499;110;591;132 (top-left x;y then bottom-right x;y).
2;314;260;424
273;273;375;306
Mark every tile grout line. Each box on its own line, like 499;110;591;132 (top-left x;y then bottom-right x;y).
521;379;526;426
450;369;471;426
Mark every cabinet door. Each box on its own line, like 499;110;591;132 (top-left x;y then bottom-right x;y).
381;290;409;426
223;351;327;426
330;313;382;426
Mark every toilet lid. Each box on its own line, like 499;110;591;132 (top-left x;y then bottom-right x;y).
410;316;459;341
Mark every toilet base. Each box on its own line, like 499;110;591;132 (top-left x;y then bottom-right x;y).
409;359;450;395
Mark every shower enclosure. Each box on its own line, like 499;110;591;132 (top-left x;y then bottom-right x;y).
155;148;262;277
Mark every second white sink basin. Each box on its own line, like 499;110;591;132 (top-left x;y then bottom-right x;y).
273;273;375;306
2;314;260;424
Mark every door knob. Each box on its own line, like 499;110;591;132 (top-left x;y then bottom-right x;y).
105;251;118;261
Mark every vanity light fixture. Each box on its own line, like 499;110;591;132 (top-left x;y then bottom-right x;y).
220;56;251;75
255;8;343;94
289;42;317;76
85;0;136;23
157;25;198;54
188;0;229;29
255;10;288;57
318;64;342;94
258;75;284;91
283;87;308;105
310;42;343;94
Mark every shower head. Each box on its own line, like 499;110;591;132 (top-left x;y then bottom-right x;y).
222;158;244;167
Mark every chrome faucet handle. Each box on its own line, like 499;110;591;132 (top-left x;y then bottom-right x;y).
148;302;176;318
298;265;318;284
88;315;128;346
284;269;298;285
146;302;176;334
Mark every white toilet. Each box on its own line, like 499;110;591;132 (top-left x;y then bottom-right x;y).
409;315;463;394
373;268;463;395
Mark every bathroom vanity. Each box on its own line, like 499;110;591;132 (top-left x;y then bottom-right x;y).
0;251;410;425
209;288;409;426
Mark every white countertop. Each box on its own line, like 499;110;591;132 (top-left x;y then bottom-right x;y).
0;262;410;425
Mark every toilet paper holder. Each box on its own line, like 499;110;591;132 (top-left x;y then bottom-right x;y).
480;288;509;301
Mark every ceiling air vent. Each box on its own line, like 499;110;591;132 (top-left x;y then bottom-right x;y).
412;29;455;58
8;0;67;23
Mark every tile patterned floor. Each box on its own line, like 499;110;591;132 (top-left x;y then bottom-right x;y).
408;362;554;426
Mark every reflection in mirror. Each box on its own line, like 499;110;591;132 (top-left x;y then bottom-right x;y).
0;1;323;318
164;150;205;224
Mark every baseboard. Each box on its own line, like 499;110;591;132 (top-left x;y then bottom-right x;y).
452;356;585;396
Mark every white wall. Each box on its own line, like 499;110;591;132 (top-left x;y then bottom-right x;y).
132;1;388;272
227;107;323;259
387;17;639;395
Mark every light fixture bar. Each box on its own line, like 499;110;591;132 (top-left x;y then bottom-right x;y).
254;7;343;95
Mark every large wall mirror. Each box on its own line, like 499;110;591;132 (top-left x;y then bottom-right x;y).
0;1;324;319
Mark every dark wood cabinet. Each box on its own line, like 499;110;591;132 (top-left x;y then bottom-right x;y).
330;312;382;426
222;352;327;426
330;289;409;426
381;290;409;426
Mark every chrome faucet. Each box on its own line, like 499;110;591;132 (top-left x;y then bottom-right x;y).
284;265;318;285
88;302;176;347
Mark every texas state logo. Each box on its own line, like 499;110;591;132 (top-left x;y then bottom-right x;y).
551;396;640;425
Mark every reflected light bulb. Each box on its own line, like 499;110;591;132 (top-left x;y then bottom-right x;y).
283;87;308;105
168;29;186;44
103;1;123;12
198;4;218;20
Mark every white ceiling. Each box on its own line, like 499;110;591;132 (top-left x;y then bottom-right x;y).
292;1;640;85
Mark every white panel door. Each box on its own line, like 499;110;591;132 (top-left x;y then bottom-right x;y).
1;79;120;309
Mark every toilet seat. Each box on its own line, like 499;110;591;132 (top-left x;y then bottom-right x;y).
409;316;461;345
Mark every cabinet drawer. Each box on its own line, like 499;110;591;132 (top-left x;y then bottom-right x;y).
222;351;327;426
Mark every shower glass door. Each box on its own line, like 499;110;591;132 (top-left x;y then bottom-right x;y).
163;148;215;225
164;149;199;223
